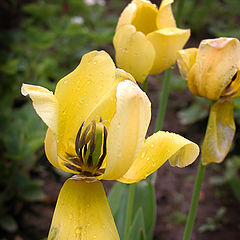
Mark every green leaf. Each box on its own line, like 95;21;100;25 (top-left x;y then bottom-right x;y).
108;180;156;240
3;103;46;164
127;208;146;240
26;27;56;50
0;58;19;75
21;179;45;202
0;215;18;232
108;182;128;216
178;97;209;125
108;182;128;240
132;180;156;240
228;177;240;202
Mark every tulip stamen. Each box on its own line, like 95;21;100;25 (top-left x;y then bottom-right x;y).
96;125;107;169
65;117;108;177
75;122;84;158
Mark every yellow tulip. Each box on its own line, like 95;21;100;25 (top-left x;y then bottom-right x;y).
113;0;190;83
177;37;240;165
22;50;199;239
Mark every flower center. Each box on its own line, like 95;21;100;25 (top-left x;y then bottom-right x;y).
63;118;107;177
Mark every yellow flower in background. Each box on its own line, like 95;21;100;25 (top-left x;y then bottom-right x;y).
177;37;240;165
113;0;190;83
22;50;199;239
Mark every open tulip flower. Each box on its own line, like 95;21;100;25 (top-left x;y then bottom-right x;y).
113;0;190;83
22;50;199;239
177;37;240;165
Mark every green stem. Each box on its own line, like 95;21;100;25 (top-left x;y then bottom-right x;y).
142;78;148;92
124;184;135;240
176;0;185;26
155;68;172;132
183;160;206;240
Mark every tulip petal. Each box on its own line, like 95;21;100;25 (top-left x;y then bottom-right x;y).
54;51;116;157
119;131;199;183
156;0;176;29
223;70;240;98
202;98;235;165
116;1;137;30
115;68;136;83
102;80;151;180
147;27;190;74
44;128;78;174
113;25;155;83
48;178;119;240
84;69;136;129
177;48;198;80
21;83;58;135
131;2;158;35
190;38;240;100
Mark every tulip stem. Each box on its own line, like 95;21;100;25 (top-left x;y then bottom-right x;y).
183;160;206;240
124;183;135;240
176;0;185;26
142;78;148;92
155;68;172;132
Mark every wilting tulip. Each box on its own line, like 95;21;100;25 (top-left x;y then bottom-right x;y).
177;37;240;165
22;50;199;239
113;0;190;83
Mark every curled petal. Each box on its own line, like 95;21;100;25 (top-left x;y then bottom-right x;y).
177;48;198;80
202;98;235;165
147;27;190;74
21;84;58;135
114;25;155;83
189;38;240;100
48;178;119;240
157;0;176;29
101;80;151;180
119;131;199;183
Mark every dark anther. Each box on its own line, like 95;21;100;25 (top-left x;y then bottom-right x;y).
83;143;88;157
90;120;96;153
65;163;82;172
66;154;83;167
86;120;96;167
96;125;108;169
72;117;108;176
79;124;91;150
232;72;237;82
75;122;84;158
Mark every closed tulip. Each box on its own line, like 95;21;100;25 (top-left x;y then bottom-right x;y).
113;0;190;83
177;37;240;165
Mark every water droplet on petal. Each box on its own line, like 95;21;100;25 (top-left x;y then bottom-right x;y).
75;227;82;235
141;152;146;158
